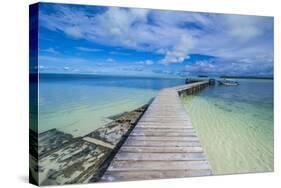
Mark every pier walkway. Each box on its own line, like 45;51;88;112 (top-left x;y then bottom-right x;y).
101;81;212;182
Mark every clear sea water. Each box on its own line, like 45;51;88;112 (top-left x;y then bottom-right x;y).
37;74;184;137
36;74;273;174
181;79;274;174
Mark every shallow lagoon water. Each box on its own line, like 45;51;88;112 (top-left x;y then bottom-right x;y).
181;79;273;174
36;74;273;174
38;74;184;137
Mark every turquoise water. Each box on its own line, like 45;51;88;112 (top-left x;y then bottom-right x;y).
181;79;274;174
35;74;273;174
37;74;184;137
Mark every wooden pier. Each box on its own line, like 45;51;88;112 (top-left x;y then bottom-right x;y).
101;81;212;182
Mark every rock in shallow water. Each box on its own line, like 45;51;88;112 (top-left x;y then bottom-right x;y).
30;105;148;185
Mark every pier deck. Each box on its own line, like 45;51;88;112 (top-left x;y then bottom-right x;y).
101;81;212;182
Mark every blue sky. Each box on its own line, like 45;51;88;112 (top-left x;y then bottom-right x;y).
36;3;273;77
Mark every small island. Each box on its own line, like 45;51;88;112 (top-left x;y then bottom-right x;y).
220;75;273;80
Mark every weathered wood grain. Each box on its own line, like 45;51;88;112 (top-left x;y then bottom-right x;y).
107;160;211;171
126;136;199;142
102;170;212;181
119;146;203;153
130;132;198;137
114;152;206;161
101;81;212;182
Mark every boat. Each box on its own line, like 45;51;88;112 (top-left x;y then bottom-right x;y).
217;79;239;86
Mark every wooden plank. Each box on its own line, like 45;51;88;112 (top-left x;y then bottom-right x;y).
137;125;194;129
119;146;203;153
108;161;211;171
138;121;192;124
114;152;206;161
130;132;198;137
139;119;191;122
140;117;191;120
137;122;193;126
132;128;196;133
101;170;212;181
127;136;199;142
139;118;191;120
137;124;193;128
82;137;115;149
124;140;201;147
140;117;191;124
142;112;188;116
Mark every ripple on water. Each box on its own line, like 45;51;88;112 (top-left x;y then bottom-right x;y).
181;89;273;175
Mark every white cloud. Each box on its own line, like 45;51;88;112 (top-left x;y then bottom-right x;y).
39;5;273;75
106;58;115;63
72;68;80;72
184;60;215;74
223;15;266;42
64;26;83;38
76;47;102;52
110;51;130;56
40;6;197;54
39;55;91;64
160;35;194;64
136;60;154;65
39;55;125;74
89;7;150;48
192;14;273;61
41;47;59;54
182;57;273;76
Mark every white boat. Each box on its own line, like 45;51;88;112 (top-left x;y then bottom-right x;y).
217;79;239;86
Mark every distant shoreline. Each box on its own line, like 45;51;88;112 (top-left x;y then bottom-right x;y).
34;72;184;80
220;76;273;80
